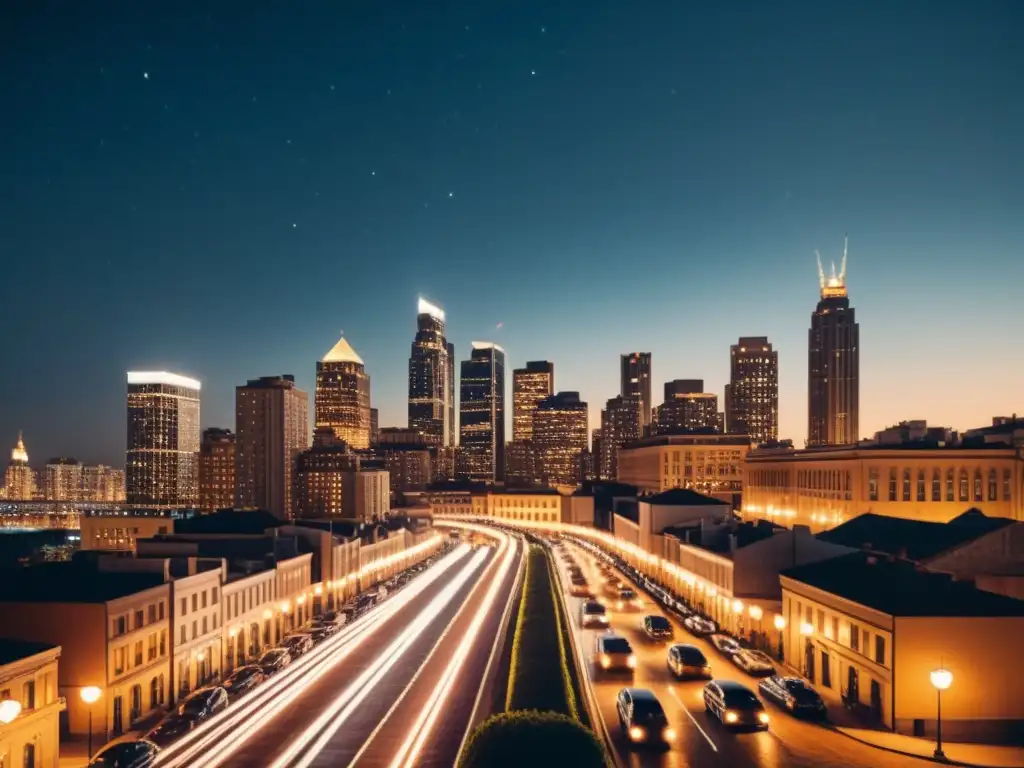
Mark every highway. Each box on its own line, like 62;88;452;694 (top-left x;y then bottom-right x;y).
153;527;523;768
551;537;928;768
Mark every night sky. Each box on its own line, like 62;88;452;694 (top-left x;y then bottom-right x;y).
2;1;1022;467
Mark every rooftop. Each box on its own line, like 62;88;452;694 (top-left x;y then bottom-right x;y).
0;563;166;603
643;488;730;507
664;519;782;555
781;552;1024;618
321;335;364;365
0;638;59;666
174;509;283;535
624;432;751;449
817;510;1014;562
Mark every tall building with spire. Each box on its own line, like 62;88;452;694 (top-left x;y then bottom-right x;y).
408;298;454;446
126;371;201;507
459;342;506;481
621;353;652;434
316;335;371;449
808;236;859;446
725;338;779;444
3;432;37;500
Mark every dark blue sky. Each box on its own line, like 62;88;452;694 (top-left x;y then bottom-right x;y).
2;1;1022;466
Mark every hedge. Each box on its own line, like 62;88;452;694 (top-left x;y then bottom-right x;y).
459;710;605;768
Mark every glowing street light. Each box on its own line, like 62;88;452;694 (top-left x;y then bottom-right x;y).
774;615;786;630
749;605;763;621
0;698;22;724
930;668;953;760
80;686;102;758
800;621;814;636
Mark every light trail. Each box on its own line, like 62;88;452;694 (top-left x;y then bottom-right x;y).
156;539;461;767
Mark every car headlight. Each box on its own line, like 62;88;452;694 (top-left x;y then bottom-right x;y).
758;711;770;725
628;726;644;741
627;654;637;669
787;699;795;709
725;711;739;724
600;655;611;669
663;727;677;742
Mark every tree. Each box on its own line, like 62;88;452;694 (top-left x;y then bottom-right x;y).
459;711;606;768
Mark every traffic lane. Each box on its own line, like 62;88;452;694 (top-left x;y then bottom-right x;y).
222;546;498;767
337;541;523;768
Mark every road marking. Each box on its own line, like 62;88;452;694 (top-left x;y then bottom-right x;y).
668;685;719;753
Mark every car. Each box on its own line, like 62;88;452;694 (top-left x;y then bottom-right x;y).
258;647;291;675
667;643;712;680
593;633;636;675
614;587;640;610
616;688;675;747
317;610;348;628
731;649;777;677
354;594;377;614
88;739;160;767
145;713;195;747
308;625;333;644
579;600;610;628
568;565;584;578
758;675;827;718
309;618;341;635
642;615;674;641
703;680;770;730
282;633;314;657
178;686;229;720
684;616;717;636
709;633;742;656
222;665;265;697
570;580;594;598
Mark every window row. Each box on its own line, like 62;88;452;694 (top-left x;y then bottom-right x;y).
112;600;166;637
869;467;1012;503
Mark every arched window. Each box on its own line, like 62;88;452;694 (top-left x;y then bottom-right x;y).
987;469;998;502
932;469;941;501
974;470;983;502
916;470;926;502
959;469;969;502
888;469;898;501
23;743;36;768
946;470;955;502
158;674;165;704
150;676;159;709
902;470;911;502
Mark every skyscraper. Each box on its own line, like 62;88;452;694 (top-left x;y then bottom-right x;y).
725;337;779;444
459;342;506;481
809;237;860;446
408;298;455;446
3;432;37;501
621;353;652;434
534;391;589;487
599;395;642;480
316;335;371;449
198;428;235;512
44;457;82;501
235;375;309;519
654;384;720;433
126;371;201;507
512;361;554;442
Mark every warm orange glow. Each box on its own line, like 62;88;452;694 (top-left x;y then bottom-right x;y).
774;615;786;630
80;686;102;704
931;668;953;691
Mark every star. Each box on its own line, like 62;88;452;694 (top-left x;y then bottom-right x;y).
143;72;149;80
531;70;536;76
448;192;454;198
541;26;546;33
329;84;335;91
371;171;376;176
292;223;297;228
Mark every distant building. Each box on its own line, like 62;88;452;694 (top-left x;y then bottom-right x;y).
315;335;372;450
620;353;652;434
459;343;506;481
370;408;379;446
198;428;235;512
407;298;455;446
869;420;956;446
0;639;64;768
654;380;720;434
3;432;37;501
590;429;603;479
534;392;588;488
80;509;183;552
44;457;82;501
235;375;309;519
375;428;433;497
599;395;642;480
512;361;554;442
293;429;389;520
126;372;201;508
81;465;126;503
504;440;538;487
725;337;778;444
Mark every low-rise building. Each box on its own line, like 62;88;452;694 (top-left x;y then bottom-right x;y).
167;561;224;701
426;485;591;526
220;566;277;676
617;432;749;505
79;510;189;552
0;640;64;768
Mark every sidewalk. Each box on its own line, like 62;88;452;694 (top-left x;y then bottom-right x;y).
834;727;1024;768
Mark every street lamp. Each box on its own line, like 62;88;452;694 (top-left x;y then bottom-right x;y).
930;668;953;760
80;686;102;759
0;699;22;724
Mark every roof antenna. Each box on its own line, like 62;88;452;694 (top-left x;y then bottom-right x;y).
839;232;848;282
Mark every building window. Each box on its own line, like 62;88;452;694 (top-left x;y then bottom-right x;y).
1005;470;1013;501
201;591;207;609
192;594;198;612
932;469;941;501
148;605;156;623
180;598;187;616
135;609;145;629
130;684;142;722
159;630;167;656
888;469;897;501
22;680;35;710
212;587;219;604
973;469;983;502
988;469;998;501
150;677;159;709
875;635;885;665
946;469;955;501
916;470;925;502
23;743;35;768
959;469;969;502
180;626;187;644
115;616;127;636
134;641;143;666
114;647;126;676
850;622;860;652
868;468;878;501
902;470;911;502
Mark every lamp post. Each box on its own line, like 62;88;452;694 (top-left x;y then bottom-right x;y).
930;668;953;760
80;686;102;759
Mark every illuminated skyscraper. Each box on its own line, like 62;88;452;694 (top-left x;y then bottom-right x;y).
655;380;720;434
459;342;506;481
408;298;454;446
44;457;83;501
621;353;652;434
809;237;860;446
126;372;201;507
3;432;37;501
725;337;779;444
534;392;589;487
82;465;126;502
512;361;554;442
599;395;642;480
199;428;235;512
316;335;371;449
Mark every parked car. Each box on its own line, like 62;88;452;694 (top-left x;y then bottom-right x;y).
731;649;777;677
258;647;291;676
579;600;610;628
709;633;742;656
758;675;828;719
642;615;674;641
684;616;717;636
178;686;229;720
593;633;636;675
308;625;333;644
667;644;712;680
282;633;314;657
88;739;160;767
616;688;675;747
145;713;195;747
703;680;770;730
223;665;265;697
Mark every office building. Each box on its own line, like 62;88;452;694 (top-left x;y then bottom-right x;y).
459;343;506;482
512;361;555;442
235;376;309;519
809;238;859;445
725;337;778;444
533;392;588;488
505;440;538;487
43;457;82;501
293;428;389;520
126;372;201;507
654;380;720;434
81;465;127;503
0;640;64;768
198;428;235;512
599;395;642;480
315;335;371;450
3;432;37;501
590;429;603;479
621;353;652;434
375;428;433;497
408;298;455;446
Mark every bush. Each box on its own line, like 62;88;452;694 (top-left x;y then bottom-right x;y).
459;711;606;768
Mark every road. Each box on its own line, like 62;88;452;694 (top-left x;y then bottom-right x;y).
551;537;928;768
155;529;523;768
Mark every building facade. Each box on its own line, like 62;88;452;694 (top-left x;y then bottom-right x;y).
81;465;126;503
315;336;371;450
654;385;720;435
600;395;642;480
126;372;201;507
375;428;433;497
235;376;309;519
808;240;859;446
0;640;64;768
534;392;588;488
725;337;778;444
80;510;179;552
459;343;506;482
43;458;82;501
198;428;235;513
220;567;277;677
512;361;554;442
169;564;223;701
504;440;538;487
620;353;652;434
3;433;37;501
407;298;455;446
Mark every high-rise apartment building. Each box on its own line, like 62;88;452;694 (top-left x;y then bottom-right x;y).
44;457;83;501
534;391;588;488
459;343;506;481
809;239;859;446
504;440;538;487
198;428;235;512
512;361;554;442
599;395;642;480
408;298;455;446
374;428;433;497
126;372;201;507
725;337;779;444
654;380;720;434
235;375;309;519
81;464;126;502
316;335;371;449
293;428;389;520
3;433;36;501
621;353;652;434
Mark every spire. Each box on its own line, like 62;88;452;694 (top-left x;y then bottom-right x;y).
11;431;28;463
815;250;826;291
322;334;365;365
839;232;848;282
816;237;849;299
